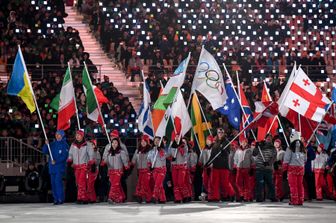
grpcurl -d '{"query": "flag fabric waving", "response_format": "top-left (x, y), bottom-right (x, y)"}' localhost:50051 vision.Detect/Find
top-left (57, 66), bottom-right (76, 130)
top-left (217, 79), bottom-right (241, 129)
top-left (190, 93), bottom-right (212, 149)
top-left (138, 81), bottom-right (154, 139)
top-left (154, 54), bottom-right (190, 110)
top-left (170, 89), bottom-right (192, 140)
top-left (7, 47), bottom-right (36, 113)
top-left (283, 67), bottom-right (331, 122)
top-left (191, 47), bottom-right (227, 110)
top-left (82, 67), bottom-right (104, 126)
top-left (238, 84), bottom-right (254, 140)
top-left (256, 82), bottom-right (279, 141)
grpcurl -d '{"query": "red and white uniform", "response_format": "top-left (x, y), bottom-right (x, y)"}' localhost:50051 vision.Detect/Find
top-left (312, 152), bottom-right (328, 200)
top-left (283, 142), bottom-right (307, 205)
top-left (102, 147), bottom-right (129, 203)
top-left (199, 145), bottom-right (212, 193)
top-left (87, 140), bottom-right (100, 203)
top-left (148, 146), bottom-right (167, 202)
top-left (233, 146), bottom-right (254, 200)
top-left (132, 145), bottom-right (152, 202)
top-left (274, 149), bottom-right (285, 200)
top-left (186, 149), bottom-right (198, 199)
top-left (67, 141), bottom-right (95, 202)
top-left (171, 141), bottom-right (189, 202)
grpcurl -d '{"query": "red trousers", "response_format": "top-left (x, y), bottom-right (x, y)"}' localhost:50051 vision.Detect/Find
top-left (74, 164), bottom-right (88, 201)
top-left (274, 169), bottom-right (284, 200)
top-left (209, 168), bottom-right (234, 201)
top-left (288, 166), bottom-right (304, 205)
top-left (108, 169), bottom-right (125, 203)
top-left (135, 169), bottom-right (152, 202)
top-left (314, 169), bottom-right (326, 200)
top-left (152, 167), bottom-right (166, 202)
top-left (185, 169), bottom-right (195, 198)
top-left (326, 173), bottom-right (336, 199)
top-left (172, 164), bottom-right (189, 201)
top-left (236, 168), bottom-right (251, 200)
top-left (87, 169), bottom-right (97, 202)
top-left (229, 171), bottom-right (238, 198)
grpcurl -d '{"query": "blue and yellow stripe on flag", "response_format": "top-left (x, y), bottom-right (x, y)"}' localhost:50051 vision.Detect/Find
top-left (7, 49), bottom-right (36, 113)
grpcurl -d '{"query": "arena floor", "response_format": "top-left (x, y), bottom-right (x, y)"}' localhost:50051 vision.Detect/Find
top-left (0, 201), bottom-right (335, 223)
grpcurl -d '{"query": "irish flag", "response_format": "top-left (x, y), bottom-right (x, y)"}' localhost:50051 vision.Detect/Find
top-left (82, 66), bottom-right (104, 126)
top-left (57, 66), bottom-right (76, 130)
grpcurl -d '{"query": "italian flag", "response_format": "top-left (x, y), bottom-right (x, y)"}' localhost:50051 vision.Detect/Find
top-left (82, 67), bottom-right (104, 126)
top-left (57, 66), bottom-right (76, 130)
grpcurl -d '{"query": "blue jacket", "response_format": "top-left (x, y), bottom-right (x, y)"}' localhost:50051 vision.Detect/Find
top-left (304, 145), bottom-right (316, 174)
top-left (42, 138), bottom-right (69, 174)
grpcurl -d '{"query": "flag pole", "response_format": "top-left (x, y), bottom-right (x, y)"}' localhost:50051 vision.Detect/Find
top-left (306, 102), bottom-right (333, 145)
top-left (68, 62), bottom-right (81, 130)
top-left (83, 62), bottom-right (111, 144)
top-left (224, 65), bottom-right (256, 140)
top-left (17, 45), bottom-right (53, 161)
top-left (187, 48), bottom-right (203, 109)
top-left (194, 93), bottom-right (212, 136)
top-left (278, 64), bottom-right (300, 111)
top-left (263, 81), bottom-right (289, 147)
top-left (206, 107), bottom-right (267, 166)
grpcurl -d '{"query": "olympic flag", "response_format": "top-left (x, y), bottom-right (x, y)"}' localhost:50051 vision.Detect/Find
top-left (191, 46), bottom-right (227, 110)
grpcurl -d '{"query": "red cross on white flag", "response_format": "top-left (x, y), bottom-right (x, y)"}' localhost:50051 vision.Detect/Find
top-left (283, 67), bottom-right (331, 122)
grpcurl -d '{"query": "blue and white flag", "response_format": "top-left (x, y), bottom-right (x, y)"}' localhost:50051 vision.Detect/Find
top-left (138, 82), bottom-right (154, 139)
top-left (217, 79), bottom-right (241, 129)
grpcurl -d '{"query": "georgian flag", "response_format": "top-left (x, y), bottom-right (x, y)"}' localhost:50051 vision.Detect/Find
top-left (283, 67), bottom-right (331, 122)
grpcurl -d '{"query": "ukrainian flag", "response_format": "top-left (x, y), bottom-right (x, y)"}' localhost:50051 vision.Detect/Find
top-left (7, 48), bottom-right (36, 113)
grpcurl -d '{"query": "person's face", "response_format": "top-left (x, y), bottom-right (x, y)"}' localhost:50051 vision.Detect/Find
top-left (217, 130), bottom-right (224, 139)
top-left (265, 135), bottom-right (272, 143)
top-left (141, 140), bottom-right (147, 147)
top-left (241, 141), bottom-right (247, 148)
top-left (112, 140), bottom-right (118, 149)
top-left (206, 139), bottom-right (212, 146)
top-left (251, 144), bottom-right (256, 149)
top-left (274, 142), bottom-right (280, 148)
top-left (154, 137), bottom-right (160, 146)
top-left (317, 146), bottom-right (322, 153)
top-left (55, 133), bottom-right (62, 141)
top-left (75, 133), bottom-right (83, 141)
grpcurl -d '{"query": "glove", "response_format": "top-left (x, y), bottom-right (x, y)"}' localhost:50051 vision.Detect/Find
top-left (274, 161), bottom-right (279, 170)
top-left (172, 157), bottom-right (176, 162)
top-left (324, 168), bottom-right (329, 176)
top-left (90, 163), bottom-right (97, 173)
top-left (282, 171), bottom-right (288, 181)
top-left (263, 161), bottom-right (270, 167)
top-left (206, 167), bottom-right (211, 176)
top-left (67, 162), bottom-right (73, 169)
top-left (150, 167), bottom-right (154, 171)
top-left (232, 168), bottom-right (237, 174)
top-left (249, 168), bottom-right (254, 176)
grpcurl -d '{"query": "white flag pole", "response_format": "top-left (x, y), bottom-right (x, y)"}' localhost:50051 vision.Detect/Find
top-left (68, 62), bottom-right (81, 130)
top-left (17, 45), bottom-right (53, 161)
top-left (263, 80), bottom-right (290, 147)
top-left (83, 62), bottom-right (111, 144)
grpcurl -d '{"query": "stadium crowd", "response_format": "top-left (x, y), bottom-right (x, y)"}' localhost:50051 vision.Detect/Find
top-left (0, 0), bottom-right (137, 145)
top-left (0, 0), bottom-right (336, 207)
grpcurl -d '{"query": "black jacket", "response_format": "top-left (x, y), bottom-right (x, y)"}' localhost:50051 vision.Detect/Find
top-left (208, 138), bottom-right (230, 169)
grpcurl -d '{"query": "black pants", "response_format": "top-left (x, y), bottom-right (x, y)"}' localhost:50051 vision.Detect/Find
top-left (304, 172), bottom-right (315, 200)
top-left (256, 168), bottom-right (276, 201)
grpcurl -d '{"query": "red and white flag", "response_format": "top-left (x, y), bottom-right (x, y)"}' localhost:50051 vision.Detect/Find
top-left (283, 67), bottom-right (331, 122)
top-left (256, 82), bottom-right (279, 141)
